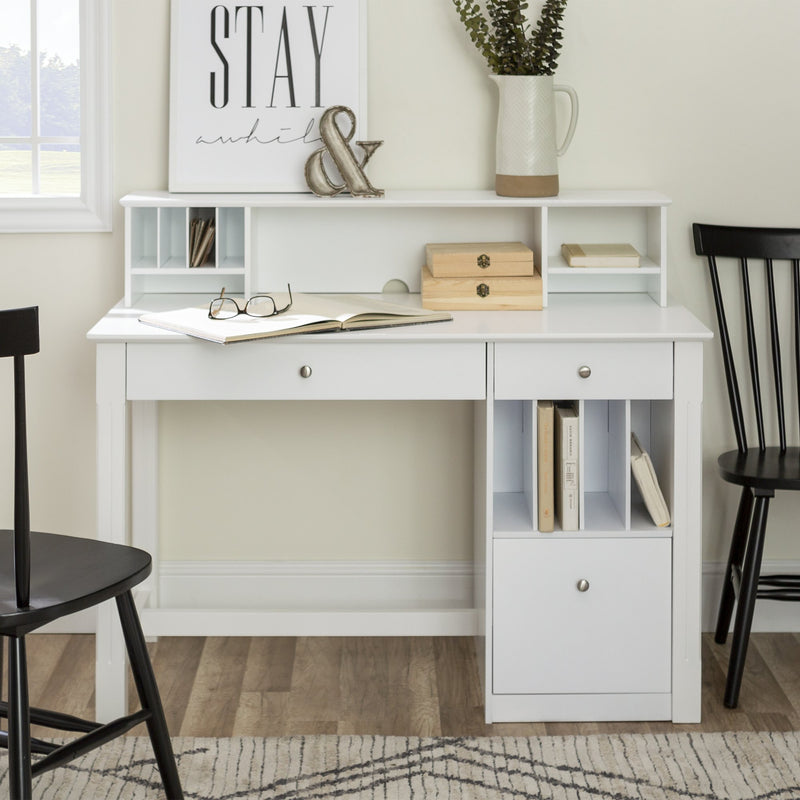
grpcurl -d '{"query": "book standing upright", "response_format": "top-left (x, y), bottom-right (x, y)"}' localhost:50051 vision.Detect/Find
top-left (555, 402), bottom-right (579, 531)
top-left (537, 401), bottom-right (555, 532)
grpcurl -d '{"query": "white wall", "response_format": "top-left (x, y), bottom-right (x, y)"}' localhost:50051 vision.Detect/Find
top-left (2, 0), bottom-right (800, 568)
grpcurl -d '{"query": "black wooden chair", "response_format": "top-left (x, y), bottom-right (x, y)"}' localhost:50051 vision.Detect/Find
top-left (0, 307), bottom-right (183, 799)
top-left (694, 223), bottom-right (800, 708)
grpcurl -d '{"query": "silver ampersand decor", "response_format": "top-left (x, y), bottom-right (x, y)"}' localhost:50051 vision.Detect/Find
top-left (305, 106), bottom-right (384, 197)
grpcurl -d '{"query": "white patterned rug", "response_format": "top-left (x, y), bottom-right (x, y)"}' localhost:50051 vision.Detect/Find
top-left (2, 732), bottom-right (800, 799)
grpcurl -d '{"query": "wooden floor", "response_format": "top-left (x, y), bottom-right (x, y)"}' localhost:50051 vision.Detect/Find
top-left (13, 632), bottom-right (800, 737)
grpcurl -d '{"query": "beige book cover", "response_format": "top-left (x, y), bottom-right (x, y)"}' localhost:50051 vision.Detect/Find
top-left (561, 243), bottom-right (641, 268)
top-left (537, 400), bottom-right (555, 533)
top-left (631, 432), bottom-right (670, 527)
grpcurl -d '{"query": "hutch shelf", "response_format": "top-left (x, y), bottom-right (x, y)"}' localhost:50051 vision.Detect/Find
top-left (122, 189), bottom-right (669, 307)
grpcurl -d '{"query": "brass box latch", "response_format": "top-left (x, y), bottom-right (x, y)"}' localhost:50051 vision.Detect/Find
top-left (476, 283), bottom-right (490, 298)
top-left (477, 253), bottom-right (490, 269)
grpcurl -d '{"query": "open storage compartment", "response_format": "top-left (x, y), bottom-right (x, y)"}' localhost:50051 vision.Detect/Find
top-left (544, 201), bottom-right (667, 305)
top-left (492, 397), bottom-right (674, 537)
top-left (125, 203), bottom-right (246, 300)
top-left (492, 400), bottom-right (536, 535)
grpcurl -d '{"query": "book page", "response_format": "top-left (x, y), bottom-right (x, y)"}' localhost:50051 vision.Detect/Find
top-left (139, 305), bottom-right (339, 343)
top-left (298, 293), bottom-right (448, 324)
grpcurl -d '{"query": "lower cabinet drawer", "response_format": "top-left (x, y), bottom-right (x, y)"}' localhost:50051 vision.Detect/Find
top-left (493, 537), bottom-right (671, 695)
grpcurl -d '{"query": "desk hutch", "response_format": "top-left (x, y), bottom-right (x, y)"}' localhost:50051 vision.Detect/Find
top-left (89, 189), bottom-right (711, 724)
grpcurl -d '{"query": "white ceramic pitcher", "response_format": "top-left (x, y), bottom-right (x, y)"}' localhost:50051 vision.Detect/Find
top-left (490, 75), bottom-right (579, 197)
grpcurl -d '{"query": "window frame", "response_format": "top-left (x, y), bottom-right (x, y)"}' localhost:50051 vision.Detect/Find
top-left (0, 0), bottom-right (112, 233)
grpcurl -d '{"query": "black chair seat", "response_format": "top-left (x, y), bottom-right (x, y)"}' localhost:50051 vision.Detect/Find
top-left (0, 306), bottom-right (182, 799)
top-left (718, 447), bottom-right (800, 492)
top-left (0, 531), bottom-right (151, 636)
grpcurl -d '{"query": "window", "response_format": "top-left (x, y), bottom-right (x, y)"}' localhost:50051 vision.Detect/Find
top-left (0, 0), bottom-right (111, 232)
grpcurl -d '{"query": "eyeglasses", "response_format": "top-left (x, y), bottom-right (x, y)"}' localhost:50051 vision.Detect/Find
top-left (208, 285), bottom-right (293, 320)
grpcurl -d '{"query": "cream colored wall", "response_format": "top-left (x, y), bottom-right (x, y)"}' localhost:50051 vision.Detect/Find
top-left (2, 0), bottom-right (800, 564)
top-left (158, 401), bottom-right (474, 560)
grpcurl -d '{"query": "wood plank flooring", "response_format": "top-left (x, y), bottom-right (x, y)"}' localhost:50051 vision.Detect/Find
top-left (13, 632), bottom-right (800, 737)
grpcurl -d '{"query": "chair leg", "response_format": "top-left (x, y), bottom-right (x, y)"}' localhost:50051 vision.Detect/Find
top-left (115, 591), bottom-right (183, 800)
top-left (724, 491), bottom-right (770, 709)
top-left (715, 486), bottom-right (754, 644)
top-left (7, 637), bottom-right (32, 800)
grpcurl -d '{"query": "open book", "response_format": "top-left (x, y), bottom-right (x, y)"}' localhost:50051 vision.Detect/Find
top-left (138, 292), bottom-right (452, 344)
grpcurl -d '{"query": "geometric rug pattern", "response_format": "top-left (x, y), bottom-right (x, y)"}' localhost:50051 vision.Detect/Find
top-left (2, 733), bottom-right (800, 799)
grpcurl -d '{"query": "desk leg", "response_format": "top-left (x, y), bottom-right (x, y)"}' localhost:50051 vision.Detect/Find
top-left (95, 343), bottom-right (128, 722)
top-left (132, 401), bottom-right (159, 611)
top-left (671, 341), bottom-right (704, 723)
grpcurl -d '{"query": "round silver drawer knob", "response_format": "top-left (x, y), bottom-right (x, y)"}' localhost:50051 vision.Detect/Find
top-left (299, 365), bottom-right (312, 378)
top-left (576, 579), bottom-right (590, 593)
top-left (577, 365), bottom-right (592, 379)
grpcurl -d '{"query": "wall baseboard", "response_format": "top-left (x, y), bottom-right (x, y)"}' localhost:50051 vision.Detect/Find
top-left (37, 559), bottom-right (800, 635)
top-left (159, 559), bottom-right (474, 611)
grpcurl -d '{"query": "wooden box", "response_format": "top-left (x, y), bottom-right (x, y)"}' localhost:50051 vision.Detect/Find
top-left (426, 241), bottom-right (534, 278)
top-left (421, 265), bottom-right (542, 311)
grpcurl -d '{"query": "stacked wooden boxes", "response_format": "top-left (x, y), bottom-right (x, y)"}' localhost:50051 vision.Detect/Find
top-left (421, 242), bottom-right (542, 310)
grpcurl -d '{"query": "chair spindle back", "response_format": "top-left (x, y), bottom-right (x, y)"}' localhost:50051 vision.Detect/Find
top-left (0, 307), bottom-right (40, 609)
top-left (694, 224), bottom-right (800, 455)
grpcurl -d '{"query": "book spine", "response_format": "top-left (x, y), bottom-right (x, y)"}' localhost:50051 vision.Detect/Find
top-left (537, 400), bottom-right (555, 533)
top-left (555, 403), bottom-right (579, 531)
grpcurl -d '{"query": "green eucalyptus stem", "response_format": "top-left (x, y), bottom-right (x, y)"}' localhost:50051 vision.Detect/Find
top-left (452, 0), bottom-right (568, 76)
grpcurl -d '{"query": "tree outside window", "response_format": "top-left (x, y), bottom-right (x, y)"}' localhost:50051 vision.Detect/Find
top-left (0, 0), bottom-right (81, 197)
top-left (0, 0), bottom-right (109, 231)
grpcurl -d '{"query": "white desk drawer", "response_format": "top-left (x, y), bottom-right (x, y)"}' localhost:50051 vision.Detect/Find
top-left (494, 342), bottom-right (672, 399)
top-left (493, 537), bottom-right (671, 695)
top-left (127, 341), bottom-right (486, 400)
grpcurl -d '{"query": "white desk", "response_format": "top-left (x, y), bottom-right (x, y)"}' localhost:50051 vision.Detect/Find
top-left (88, 292), bottom-right (711, 724)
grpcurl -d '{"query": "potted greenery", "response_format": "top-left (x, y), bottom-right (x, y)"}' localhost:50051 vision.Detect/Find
top-left (451, 0), bottom-right (578, 196)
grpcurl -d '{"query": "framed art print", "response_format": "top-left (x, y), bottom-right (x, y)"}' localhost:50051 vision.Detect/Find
top-left (169, 0), bottom-right (366, 192)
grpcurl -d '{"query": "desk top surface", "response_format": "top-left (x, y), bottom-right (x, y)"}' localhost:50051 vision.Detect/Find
top-left (88, 293), bottom-right (712, 345)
